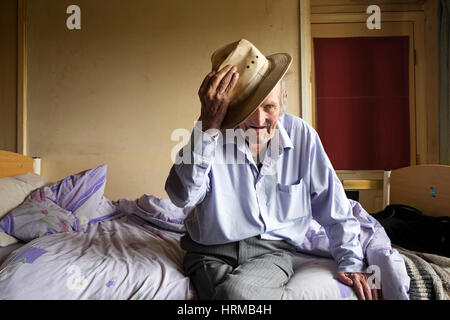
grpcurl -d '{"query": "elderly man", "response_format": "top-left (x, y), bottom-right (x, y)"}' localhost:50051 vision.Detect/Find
top-left (165, 39), bottom-right (377, 300)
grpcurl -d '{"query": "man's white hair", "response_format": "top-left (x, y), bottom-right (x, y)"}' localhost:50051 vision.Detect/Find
top-left (279, 76), bottom-right (288, 112)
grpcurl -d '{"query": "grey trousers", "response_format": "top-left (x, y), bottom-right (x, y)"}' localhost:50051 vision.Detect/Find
top-left (180, 233), bottom-right (296, 300)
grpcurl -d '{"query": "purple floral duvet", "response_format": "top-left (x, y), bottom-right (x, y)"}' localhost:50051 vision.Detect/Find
top-left (0, 165), bottom-right (195, 300)
top-left (0, 214), bottom-right (195, 299)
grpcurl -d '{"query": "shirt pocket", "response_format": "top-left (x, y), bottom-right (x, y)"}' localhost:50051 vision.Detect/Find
top-left (275, 179), bottom-right (309, 222)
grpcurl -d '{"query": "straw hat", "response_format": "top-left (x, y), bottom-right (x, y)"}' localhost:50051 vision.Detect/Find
top-left (211, 39), bottom-right (292, 129)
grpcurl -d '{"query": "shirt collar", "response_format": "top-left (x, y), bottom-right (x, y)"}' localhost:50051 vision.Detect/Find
top-left (276, 115), bottom-right (294, 151)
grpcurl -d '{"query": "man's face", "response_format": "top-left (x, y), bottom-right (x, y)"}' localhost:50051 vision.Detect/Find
top-left (239, 81), bottom-right (283, 145)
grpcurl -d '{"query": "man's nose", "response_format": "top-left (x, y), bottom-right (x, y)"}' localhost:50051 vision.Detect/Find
top-left (251, 107), bottom-right (266, 126)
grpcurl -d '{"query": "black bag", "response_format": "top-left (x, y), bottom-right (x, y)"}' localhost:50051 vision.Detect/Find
top-left (372, 204), bottom-right (450, 257)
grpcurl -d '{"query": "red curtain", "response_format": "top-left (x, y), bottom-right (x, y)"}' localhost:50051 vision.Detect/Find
top-left (314, 36), bottom-right (410, 170)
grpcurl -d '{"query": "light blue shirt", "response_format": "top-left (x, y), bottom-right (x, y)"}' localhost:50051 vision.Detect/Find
top-left (165, 113), bottom-right (365, 272)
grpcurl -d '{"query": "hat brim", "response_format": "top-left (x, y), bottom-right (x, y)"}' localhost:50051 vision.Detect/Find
top-left (220, 53), bottom-right (292, 129)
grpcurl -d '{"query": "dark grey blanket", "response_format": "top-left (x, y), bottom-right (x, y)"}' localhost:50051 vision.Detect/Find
top-left (394, 245), bottom-right (450, 300)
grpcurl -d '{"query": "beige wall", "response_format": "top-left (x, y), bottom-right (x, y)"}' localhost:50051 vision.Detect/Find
top-left (0, 0), bottom-right (18, 152)
top-left (26, 0), bottom-right (301, 200)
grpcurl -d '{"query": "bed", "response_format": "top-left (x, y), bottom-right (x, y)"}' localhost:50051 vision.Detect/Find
top-left (0, 150), bottom-right (448, 300)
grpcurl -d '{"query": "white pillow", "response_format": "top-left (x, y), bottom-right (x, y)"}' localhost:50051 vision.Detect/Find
top-left (0, 173), bottom-right (49, 247)
top-left (0, 232), bottom-right (19, 247)
top-left (0, 173), bottom-right (49, 220)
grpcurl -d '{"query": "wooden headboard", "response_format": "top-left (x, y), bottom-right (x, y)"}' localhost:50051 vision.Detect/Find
top-left (389, 165), bottom-right (450, 218)
top-left (0, 150), bottom-right (34, 178)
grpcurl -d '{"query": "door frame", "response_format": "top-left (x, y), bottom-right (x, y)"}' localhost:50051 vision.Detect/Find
top-left (306, 11), bottom-right (427, 166)
top-left (17, 0), bottom-right (27, 155)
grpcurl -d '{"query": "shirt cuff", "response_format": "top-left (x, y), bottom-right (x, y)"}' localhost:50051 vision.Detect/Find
top-left (337, 256), bottom-right (367, 273)
top-left (191, 121), bottom-right (217, 166)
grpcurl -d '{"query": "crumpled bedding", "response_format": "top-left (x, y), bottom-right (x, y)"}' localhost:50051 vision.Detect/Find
top-left (0, 214), bottom-right (195, 300)
top-left (0, 159), bottom-right (410, 300)
top-left (0, 165), bottom-right (196, 300)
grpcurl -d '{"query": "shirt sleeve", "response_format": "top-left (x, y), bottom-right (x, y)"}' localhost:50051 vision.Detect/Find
top-left (308, 130), bottom-right (366, 273)
top-left (165, 121), bottom-right (217, 208)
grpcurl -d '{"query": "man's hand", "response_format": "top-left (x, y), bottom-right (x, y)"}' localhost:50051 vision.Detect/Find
top-left (336, 272), bottom-right (380, 300)
top-left (198, 64), bottom-right (239, 133)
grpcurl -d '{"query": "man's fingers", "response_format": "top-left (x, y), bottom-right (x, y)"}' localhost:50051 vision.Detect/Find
top-left (339, 272), bottom-right (379, 300)
top-left (225, 72), bottom-right (239, 93)
top-left (336, 272), bottom-right (353, 286)
top-left (198, 71), bottom-right (216, 96)
top-left (361, 278), bottom-right (373, 300)
top-left (197, 65), bottom-right (236, 130)
top-left (353, 277), bottom-right (365, 300)
top-left (217, 67), bottom-right (237, 94)
top-left (372, 286), bottom-right (378, 300)
top-left (210, 65), bottom-right (234, 91)
top-left (366, 273), bottom-right (379, 300)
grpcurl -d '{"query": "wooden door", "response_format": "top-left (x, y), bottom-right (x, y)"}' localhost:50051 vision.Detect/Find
top-left (311, 21), bottom-right (417, 213)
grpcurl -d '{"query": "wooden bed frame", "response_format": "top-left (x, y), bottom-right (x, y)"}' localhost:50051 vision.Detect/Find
top-left (387, 165), bottom-right (450, 217)
top-left (1, 150), bottom-right (449, 217)
top-left (0, 150), bottom-right (34, 178)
